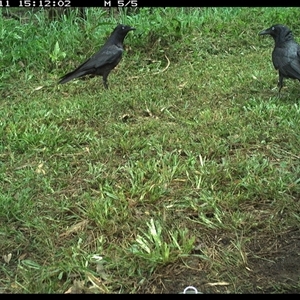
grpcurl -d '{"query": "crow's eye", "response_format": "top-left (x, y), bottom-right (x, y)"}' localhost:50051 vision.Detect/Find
top-left (122, 26), bottom-right (125, 30)
top-left (272, 27), bottom-right (275, 31)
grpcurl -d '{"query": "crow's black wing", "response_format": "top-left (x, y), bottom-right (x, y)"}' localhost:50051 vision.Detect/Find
top-left (77, 44), bottom-right (123, 73)
top-left (69, 45), bottom-right (123, 76)
top-left (59, 44), bottom-right (123, 84)
top-left (272, 42), bottom-right (300, 79)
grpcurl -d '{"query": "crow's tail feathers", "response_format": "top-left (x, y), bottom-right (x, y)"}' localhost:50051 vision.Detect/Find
top-left (58, 70), bottom-right (80, 84)
top-left (58, 68), bottom-right (89, 84)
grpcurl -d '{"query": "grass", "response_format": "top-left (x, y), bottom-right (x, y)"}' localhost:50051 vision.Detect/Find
top-left (1, 7), bottom-right (300, 293)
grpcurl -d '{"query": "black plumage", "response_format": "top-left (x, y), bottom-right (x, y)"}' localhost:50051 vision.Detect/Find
top-left (259, 24), bottom-right (300, 96)
top-left (58, 24), bottom-right (135, 89)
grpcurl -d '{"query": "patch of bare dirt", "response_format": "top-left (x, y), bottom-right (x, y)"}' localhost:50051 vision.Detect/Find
top-left (137, 227), bottom-right (300, 294)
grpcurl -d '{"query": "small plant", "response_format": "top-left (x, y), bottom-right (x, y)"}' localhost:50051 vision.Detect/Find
top-left (50, 41), bottom-right (66, 66)
top-left (129, 218), bottom-right (195, 268)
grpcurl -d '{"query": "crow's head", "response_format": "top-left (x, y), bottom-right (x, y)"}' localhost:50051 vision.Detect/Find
top-left (109, 24), bottom-right (136, 44)
top-left (116, 24), bottom-right (136, 34)
top-left (259, 24), bottom-right (293, 43)
top-left (107, 24), bottom-right (136, 45)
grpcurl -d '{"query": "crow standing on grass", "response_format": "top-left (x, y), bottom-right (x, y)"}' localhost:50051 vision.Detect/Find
top-left (58, 24), bottom-right (135, 89)
top-left (259, 24), bottom-right (300, 96)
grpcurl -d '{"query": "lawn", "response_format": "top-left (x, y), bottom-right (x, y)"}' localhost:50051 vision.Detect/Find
top-left (0, 7), bottom-right (300, 293)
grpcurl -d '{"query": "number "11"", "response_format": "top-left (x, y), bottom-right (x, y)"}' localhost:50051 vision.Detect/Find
top-left (0, 1), bottom-right (10, 6)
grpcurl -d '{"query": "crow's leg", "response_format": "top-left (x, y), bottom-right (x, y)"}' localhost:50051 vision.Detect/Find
top-left (277, 73), bottom-right (284, 97)
top-left (102, 74), bottom-right (109, 89)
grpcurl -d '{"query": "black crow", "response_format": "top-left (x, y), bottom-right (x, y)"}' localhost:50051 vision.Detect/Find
top-left (259, 24), bottom-right (300, 96)
top-left (58, 24), bottom-right (135, 89)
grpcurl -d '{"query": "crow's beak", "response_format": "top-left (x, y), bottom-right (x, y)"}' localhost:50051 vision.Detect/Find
top-left (258, 29), bottom-right (270, 36)
top-left (130, 27), bottom-right (136, 31)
